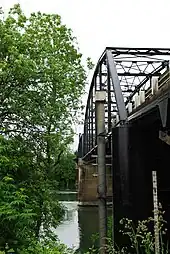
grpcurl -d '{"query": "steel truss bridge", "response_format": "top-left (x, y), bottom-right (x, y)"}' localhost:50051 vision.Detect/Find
top-left (78, 47), bottom-right (170, 159)
top-left (77, 47), bottom-right (170, 244)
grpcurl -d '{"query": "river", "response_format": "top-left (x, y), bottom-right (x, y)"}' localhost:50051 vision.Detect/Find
top-left (54, 191), bottom-right (112, 253)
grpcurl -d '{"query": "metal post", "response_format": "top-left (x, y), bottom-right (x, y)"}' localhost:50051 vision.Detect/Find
top-left (96, 91), bottom-right (107, 254)
top-left (152, 170), bottom-right (159, 254)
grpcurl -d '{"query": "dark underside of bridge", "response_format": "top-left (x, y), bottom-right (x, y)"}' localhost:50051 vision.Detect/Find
top-left (113, 96), bottom-right (170, 242)
top-left (77, 47), bottom-right (170, 244)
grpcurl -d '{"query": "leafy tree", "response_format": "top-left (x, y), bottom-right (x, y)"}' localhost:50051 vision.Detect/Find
top-left (0, 134), bottom-right (65, 252)
top-left (0, 176), bottom-right (35, 252)
top-left (0, 136), bottom-right (35, 252)
top-left (0, 3), bottom-right (85, 147)
top-left (0, 4), bottom-right (86, 252)
top-left (55, 151), bottom-right (77, 190)
top-left (86, 57), bottom-right (95, 70)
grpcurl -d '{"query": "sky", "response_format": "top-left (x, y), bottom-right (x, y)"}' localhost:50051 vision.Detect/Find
top-left (1, 0), bottom-right (170, 149)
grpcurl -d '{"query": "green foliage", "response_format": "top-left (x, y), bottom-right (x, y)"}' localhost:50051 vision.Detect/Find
top-left (89, 210), bottom-right (169, 254)
top-left (19, 238), bottom-right (76, 254)
top-left (0, 3), bottom-right (86, 252)
top-left (0, 3), bottom-right (86, 142)
top-left (0, 239), bottom-right (76, 254)
top-left (86, 57), bottom-right (95, 70)
top-left (0, 175), bottom-right (35, 251)
top-left (0, 134), bottom-right (65, 251)
top-left (55, 151), bottom-right (76, 190)
top-left (117, 210), bottom-right (168, 254)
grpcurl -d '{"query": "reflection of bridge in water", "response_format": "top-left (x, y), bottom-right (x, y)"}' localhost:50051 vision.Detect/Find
top-left (77, 47), bottom-right (170, 240)
top-left (54, 197), bottom-right (111, 252)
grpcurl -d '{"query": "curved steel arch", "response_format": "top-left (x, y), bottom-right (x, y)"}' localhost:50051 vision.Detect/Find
top-left (78, 47), bottom-right (170, 159)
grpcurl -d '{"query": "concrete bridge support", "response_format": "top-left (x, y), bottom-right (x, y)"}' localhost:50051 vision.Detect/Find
top-left (77, 159), bottom-right (112, 206)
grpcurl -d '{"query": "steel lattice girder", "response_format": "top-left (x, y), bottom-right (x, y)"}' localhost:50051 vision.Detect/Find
top-left (78, 47), bottom-right (170, 159)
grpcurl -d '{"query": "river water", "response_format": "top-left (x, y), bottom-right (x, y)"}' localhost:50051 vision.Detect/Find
top-left (54, 192), bottom-right (112, 253)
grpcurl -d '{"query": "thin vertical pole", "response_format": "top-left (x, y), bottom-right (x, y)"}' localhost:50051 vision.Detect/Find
top-left (152, 170), bottom-right (159, 254)
top-left (111, 134), bottom-right (114, 247)
top-left (96, 91), bottom-right (107, 254)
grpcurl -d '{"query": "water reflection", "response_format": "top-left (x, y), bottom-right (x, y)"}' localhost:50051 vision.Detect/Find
top-left (78, 206), bottom-right (99, 252)
top-left (54, 201), bottom-right (80, 249)
top-left (54, 192), bottom-right (111, 253)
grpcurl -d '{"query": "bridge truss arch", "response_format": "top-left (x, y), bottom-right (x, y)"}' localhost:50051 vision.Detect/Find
top-left (78, 47), bottom-right (170, 159)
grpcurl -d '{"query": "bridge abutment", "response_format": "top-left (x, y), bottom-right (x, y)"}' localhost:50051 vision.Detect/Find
top-left (77, 158), bottom-right (112, 206)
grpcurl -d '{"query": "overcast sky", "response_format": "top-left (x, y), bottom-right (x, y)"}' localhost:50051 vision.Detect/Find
top-left (1, 0), bottom-right (170, 149)
top-left (2, 0), bottom-right (170, 62)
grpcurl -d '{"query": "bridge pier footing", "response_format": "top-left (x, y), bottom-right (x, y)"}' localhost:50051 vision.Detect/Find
top-left (77, 159), bottom-right (112, 206)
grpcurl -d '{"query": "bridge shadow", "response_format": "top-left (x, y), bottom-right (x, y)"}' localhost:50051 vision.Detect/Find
top-left (113, 103), bottom-right (170, 248)
top-left (77, 206), bottom-right (112, 252)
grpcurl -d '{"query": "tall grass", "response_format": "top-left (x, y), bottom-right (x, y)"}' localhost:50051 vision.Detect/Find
top-left (88, 208), bottom-right (169, 254)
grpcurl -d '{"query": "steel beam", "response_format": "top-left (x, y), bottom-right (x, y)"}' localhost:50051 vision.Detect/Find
top-left (112, 125), bottom-right (131, 246)
top-left (126, 62), bottom-right (168, 104)
top-left (101, 72), bottom-right (162, 77)
top-left (106, 47), bottom-right (170, 55)
top-left (106, 50), bottom-right (127, 122)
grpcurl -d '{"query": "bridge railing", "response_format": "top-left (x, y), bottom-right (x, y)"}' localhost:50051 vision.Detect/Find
top-left (126, 69), bottom-right (170, 114)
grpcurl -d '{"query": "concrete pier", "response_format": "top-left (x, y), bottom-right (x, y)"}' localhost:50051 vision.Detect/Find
top-left (77, 159), bottom-right (112, 206)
